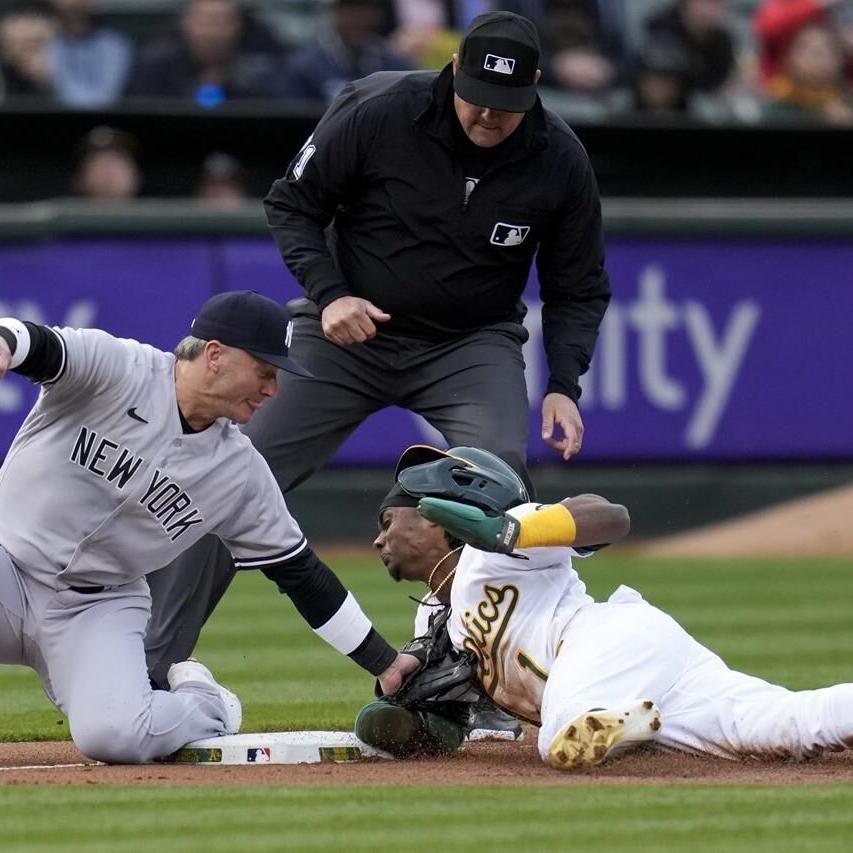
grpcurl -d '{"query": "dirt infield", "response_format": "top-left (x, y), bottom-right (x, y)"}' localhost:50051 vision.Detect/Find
top-left (2, 737), bottom-right (853, 786)
top-left (640, 483), bottom-right (853, 558)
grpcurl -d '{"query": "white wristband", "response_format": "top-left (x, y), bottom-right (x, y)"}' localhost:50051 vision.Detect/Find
top-left (313, 591), bottom-right (372, 655)
top-left (0, 318), bottom-right (31, 369)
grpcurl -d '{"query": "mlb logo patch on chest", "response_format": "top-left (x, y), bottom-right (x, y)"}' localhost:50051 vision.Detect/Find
top-left (490, 222), bottom-right (530, 247)
top-left (485, 54), bottom-right (515, 75)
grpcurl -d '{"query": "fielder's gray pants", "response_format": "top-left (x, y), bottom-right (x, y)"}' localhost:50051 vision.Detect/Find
top-left (145, 316), bottom-right (531, 687)
top-left (0, 546), bottom-right (231, 763)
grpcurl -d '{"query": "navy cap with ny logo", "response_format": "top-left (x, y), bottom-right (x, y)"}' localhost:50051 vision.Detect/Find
top-left (454, 11), bottom-right (541, 113)
top-left (191, 290), bottom-right (312, 377)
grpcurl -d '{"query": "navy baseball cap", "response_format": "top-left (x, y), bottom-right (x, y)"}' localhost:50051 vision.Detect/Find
top-left (191, 290), bottom-right (312, 377)
top-left (454, 11), bottom-right (541, 113)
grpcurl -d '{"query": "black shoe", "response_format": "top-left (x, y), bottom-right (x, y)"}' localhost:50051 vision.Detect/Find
top-left (466, 699), bottom-right (523, 742)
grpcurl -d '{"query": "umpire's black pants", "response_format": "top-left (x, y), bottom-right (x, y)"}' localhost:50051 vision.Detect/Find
top-left (145, 314), bottom-right (531, 686)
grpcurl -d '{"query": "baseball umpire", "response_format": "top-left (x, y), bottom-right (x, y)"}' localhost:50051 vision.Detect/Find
top-left (144, 11), bottom-right (611, 712)
top-left (0, 292), bottom-right (416, 764)
top-left (356, 445), bottom-right (853, 768)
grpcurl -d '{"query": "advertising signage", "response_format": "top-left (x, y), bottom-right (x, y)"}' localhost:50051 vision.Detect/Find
top-left (1, 237), bottom-right (849, 462)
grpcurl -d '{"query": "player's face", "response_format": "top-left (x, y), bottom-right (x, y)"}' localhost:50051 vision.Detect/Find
top-left (212, 346), bottom-right (278, 423)
top-left (374, 507), bottom-right (446, 583)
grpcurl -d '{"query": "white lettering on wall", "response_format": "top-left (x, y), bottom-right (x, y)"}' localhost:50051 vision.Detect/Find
top-left (683, 298), bottom-right (761, 448)
top-left (629, 266), bottom-right (686, 410)
top-left (574, 266), bottom-right (759, 449)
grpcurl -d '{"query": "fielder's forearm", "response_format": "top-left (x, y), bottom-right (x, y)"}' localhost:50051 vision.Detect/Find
top-left (262, 549), bottom-right (396, 675)
top-left (0, 319), bottom-right (64, 382)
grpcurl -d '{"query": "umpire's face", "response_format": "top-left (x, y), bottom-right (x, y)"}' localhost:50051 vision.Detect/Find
top-left (374, 507), bottom-right (447, 584)
top-left (452, 95), bottom-right (525, 148)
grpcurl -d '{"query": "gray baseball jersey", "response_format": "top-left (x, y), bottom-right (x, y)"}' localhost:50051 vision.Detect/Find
top-left (0, 326), bottom-right (305, 588)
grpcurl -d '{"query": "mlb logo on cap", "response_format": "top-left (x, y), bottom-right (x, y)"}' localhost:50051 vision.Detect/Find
top-left (484, 54), bottom-right (515, 75)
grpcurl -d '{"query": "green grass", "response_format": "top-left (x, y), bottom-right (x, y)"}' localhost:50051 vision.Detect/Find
top-left (2, 785), bottom-right (853, 852)
top-left (2, 554), bottom-right (853, 851)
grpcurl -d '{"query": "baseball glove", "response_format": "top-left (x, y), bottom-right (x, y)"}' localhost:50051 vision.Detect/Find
top-left (377, 606), bottom-right (481, 726)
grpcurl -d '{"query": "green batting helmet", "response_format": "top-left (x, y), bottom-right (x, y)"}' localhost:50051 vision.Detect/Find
top-left (395, 444), bottom-right (529, 513)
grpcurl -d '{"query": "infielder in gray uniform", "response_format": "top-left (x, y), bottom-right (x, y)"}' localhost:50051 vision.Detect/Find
top-left (0, 291), bottom-right (416, 764)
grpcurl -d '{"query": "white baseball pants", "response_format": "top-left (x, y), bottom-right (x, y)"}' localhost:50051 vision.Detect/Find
top-left (538, 585), bottom-right (853, 762)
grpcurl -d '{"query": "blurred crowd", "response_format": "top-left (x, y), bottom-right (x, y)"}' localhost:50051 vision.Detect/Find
top-left (0, 0), bottom-right (851, 125)
top-left (65, 124), bottom-right (251, 205)
top-left (4, 1), bottom-right (853, 204)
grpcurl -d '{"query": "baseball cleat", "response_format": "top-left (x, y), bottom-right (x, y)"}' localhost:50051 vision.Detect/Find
top-left (547, 699), bottom-right (661, 771)
top-left (466, 702), bottom-right (524, 742)
top-left (167, 659), bottom-right (242, 735)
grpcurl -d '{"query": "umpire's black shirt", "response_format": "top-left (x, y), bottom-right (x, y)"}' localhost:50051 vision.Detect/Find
top-left (265, 64), bottom-right (610, 401)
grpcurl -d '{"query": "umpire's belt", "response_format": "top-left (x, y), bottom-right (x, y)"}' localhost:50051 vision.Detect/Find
top-left (69, 585), bottom-right (106, 594)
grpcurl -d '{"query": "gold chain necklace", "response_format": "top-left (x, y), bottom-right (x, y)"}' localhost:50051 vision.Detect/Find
top-left (425, 546), bottom-right (463, 600)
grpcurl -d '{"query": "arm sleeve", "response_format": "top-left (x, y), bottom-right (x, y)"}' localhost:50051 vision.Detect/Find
top-left (14, 326), bottom-right (149, 403)
top-left (262, 549), bottom-right (397, 675)
top-left (263, 82), bottom-right (375, 311)
top-left (535, 144), bottom-right (611, 402)
top-left (0, 321), bottom-right (64, 382)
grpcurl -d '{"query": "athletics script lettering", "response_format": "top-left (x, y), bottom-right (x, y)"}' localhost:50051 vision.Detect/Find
top-left (460, 583), bottom-right (519, 696)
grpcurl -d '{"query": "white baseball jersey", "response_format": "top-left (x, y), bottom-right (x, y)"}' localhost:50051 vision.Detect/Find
top-left (447, 503), bottom-right (593, 723)
top-left (414, 594), bottom-right (440, 638)
top-left (443, 506), bottom-right (853, 764)
top-left (0, 327), bottom-right (305, 587)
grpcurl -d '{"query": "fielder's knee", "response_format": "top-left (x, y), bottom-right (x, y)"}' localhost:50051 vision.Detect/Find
top-left (70, 713), bottom-right (153, 764)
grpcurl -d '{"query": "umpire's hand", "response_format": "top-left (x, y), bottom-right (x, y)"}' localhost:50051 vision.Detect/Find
top-left (542, 392), bottom-right (584, 461)
top-left (321, 296), bottom-right (391, 345)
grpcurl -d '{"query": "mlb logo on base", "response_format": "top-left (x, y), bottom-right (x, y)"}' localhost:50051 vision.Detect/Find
top-left (247, 747), bottom-right (272, 762)
top-left (484, 54), bottom-right (515, 75)
top-left (490, 222), bottom-right (530, 247)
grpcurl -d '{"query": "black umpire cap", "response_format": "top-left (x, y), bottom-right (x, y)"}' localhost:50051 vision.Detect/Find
top-left (454, 11), bottom-right (541, 113)
top-left (192, 290), bottom-right (312, 377)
